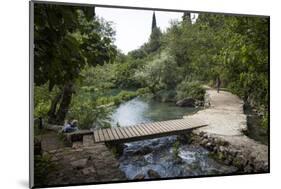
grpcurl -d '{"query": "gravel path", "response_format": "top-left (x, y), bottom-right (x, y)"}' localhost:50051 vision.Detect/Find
top-left (186, 88), bottom-right (268, 172)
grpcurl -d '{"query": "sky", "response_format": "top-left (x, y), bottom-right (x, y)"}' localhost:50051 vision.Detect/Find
top-left (95, 7), bottom-right (198, 54)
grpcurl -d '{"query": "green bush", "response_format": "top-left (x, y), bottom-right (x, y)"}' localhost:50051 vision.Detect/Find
top-left (176, 81), bottom-right (205, 101)
top-left (172, 141), bottom-right (181, 159)
top-left (261, 111), bottom-right (268, 129)
top-left (68, 96), bottom-right (113, 129)
top-left (136, 87), bottom-right (150, 95)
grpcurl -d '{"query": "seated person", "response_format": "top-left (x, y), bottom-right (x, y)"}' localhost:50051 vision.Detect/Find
top-left (62, 120), bottom-right (78, 133)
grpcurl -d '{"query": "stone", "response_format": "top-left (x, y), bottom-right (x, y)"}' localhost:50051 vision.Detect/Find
top-left (72, 142), bottom-right (83, 149)
top-left (147, 169), bottom-right (161, 179)
top-left (219, 146), bottom-right (226, 153)
top-left (134, 174), bottom-right (145, 180)
top-left (203, 133), bottom-right (209, 139)
top-left (82, 166), bottom-right (96, 175)
top-left (133, 146), bottom-right (153, 155)
top-left (82, 168), bottom-right (90, 175)
top-left (200, 138), bottom-right (208, 145)
top-left (70, 158), bottom-right (88, 169)
top-left (244, 164), bottom-right (254, 173)
top-left (195, 100), bottom-right (204, 107)
top-left (176, 98), bottom-right (196, 107)
top-left (199, 132), bottom-right (205, 137)
top-left (206, 142), bottom-right (213, 149)
top-left (213, 146), bottom-right (218, 152)
top-left (51, 155), bottom-right (60, 161)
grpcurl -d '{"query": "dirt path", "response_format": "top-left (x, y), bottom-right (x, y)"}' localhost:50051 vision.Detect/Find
top-left (186, 88), bottom-right (268, 172)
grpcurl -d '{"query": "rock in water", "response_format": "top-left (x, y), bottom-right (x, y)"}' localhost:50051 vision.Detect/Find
top-left (133, 146), bottom-right (153, 155)
top-left (176, 98), bottom-right (196, 107)
top-left (134, 174), bottom-right (145, 180)
top-left (147, 169), bottom-right (161, 179)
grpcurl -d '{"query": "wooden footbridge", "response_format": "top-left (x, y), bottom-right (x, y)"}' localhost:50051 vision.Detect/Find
top-left (93, 117), bottom-right (207, 143)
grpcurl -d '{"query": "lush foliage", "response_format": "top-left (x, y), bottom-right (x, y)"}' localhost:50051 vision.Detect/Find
top-left (34, 9), bottom-right (269, 131)
top-left (34, 4), bottom-right (116, 124)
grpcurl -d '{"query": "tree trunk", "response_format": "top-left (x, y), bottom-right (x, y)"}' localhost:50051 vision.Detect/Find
top-left (55, 82), bottom-right (74, 125)
top-left (47, 92), bottom-right (63, 124)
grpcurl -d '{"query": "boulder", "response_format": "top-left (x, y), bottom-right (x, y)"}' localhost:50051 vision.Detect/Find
top-left (176, 98), bottom-right (196, 107)
top-left (147, 169), bottom-right (161, 179)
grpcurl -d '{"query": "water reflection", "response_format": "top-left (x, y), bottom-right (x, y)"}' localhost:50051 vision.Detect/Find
top-left (110, 97), bottom-right (198, 126)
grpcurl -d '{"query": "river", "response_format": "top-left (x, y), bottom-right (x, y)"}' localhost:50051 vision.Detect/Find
top-left (110, 97), bottom-right (237, 179)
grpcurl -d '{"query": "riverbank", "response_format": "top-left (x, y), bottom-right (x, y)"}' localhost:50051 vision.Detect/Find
top-left (186, 87), bottom-right (268, 172)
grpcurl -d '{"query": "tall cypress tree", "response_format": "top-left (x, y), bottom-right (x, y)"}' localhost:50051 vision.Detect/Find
top-left (152, 11), bottom-right (157, 31)
top-left (182, 11), bottom-right (191, 24)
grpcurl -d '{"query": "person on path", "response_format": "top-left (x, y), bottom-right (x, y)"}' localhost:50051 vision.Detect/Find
top-left (216, 76), bottom-right (221, 93)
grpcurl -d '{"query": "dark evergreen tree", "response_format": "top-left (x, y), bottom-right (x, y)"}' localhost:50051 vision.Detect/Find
top-left (152, 11), bottom-right (157, 31)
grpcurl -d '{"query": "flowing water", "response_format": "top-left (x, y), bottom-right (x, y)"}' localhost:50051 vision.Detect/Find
top-left (110, 97), bottom-right (237, 179)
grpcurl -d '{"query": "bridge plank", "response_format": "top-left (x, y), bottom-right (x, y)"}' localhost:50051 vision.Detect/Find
top-left (114, 127), bottom-right (124, 139)
top-left (139, 123), bottom-right (150, 134)
top-left (97, 129), bottom-right (105, 142)
top-left (93, 130), bottom-right (100, 142)
top-left (132, 125), bottom-right (143, 136)
top-left (123, 127), bottom-right (134, 138)
top-left (138, 124), bottom-right (151, 135)
top-left (179, 119), bottom-right (193, 128)
top-left (118, 127), bottom-right (129, 138)
top-left (102, 129), bottom-right (110, 141)
top-left (157, 121), bottom-right (170, 132)
top-left (142, 123), bottom-right (156, 134)
top-left (147, 122), bottom-right (159, 134)
top-left (106, 128), bottom-right (115, 140)
top-left (111, 128), bottom-right (120, 139)
top-left (155, 121), bottom-right (170, 132)
top-left (173, 120), bottom-right (188, 130)
top-left (130, 126), bottom-right (141, 136)
top-left (151, 122), bottom-right (166, 133)
top-left (127, 126), bottom-right (139, 137)
top-left (160, 120), bottom-right (176, 131)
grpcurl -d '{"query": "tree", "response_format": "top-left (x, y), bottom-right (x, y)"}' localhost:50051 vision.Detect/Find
top-left (152, 11), bottom-right (157, 31)
top-left (34, 4), bottom-right (116, 124)
top-left (134, 51), bottom-right (180, 93)
top-left (182, 11), bottom-right (191, 24)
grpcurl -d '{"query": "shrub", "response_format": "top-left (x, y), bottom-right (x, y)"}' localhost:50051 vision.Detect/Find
top-left (172, 141), bottom-right (181, 159)
top-left (261, 111), bottom-right (268, 129)
top-left (136, 87), bottom-right (150, 95)
top-left (68, 98), bottom-right (113, 129)
top-left (176, 81), bottom-right (205, 101)
top-left (34, 154), bottom-right (56, 186)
